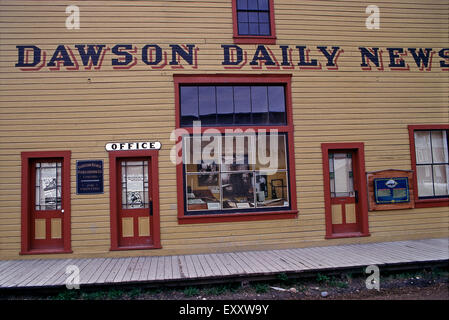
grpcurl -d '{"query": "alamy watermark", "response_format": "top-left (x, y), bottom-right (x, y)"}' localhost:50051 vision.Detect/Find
top-left (65, 264), bottom-right (80, 290)
top-left (365, 265), bottom-right (380, 291)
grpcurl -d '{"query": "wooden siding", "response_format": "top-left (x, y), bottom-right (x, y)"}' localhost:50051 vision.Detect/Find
top-left (0, 0), bottom-right (448, 259)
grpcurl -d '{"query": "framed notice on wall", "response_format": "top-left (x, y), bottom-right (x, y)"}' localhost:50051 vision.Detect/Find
top-left (367, 169), bottom-right (415, 211)
top-left (76, 160), bottom-right (104, 195)
top-left (374, 177), bottom-right (410, 204)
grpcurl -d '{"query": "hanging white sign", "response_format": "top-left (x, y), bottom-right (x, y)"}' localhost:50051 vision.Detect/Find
top-left (105, 141), bottom-right (161, 151)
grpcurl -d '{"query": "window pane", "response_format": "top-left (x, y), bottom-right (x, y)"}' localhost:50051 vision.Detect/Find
top-left (216, 86), bottom-right (234, 125)
top-left (268, 86), bottom-right (286, 124)
top-left (180, 86), bottom-right (198, 126)
top-left (258, 0), bottom-right (269, 10)
top-left (35, 162), bottom-right (61, 210)
top-left (234, 86), bottom-right (251, 124)
top-left (199, 86), bottom-right (216, 125)
top-left (433, 165), bottom-right (449, 196)
top-left (256, 171), bottom-right (289, 208)
top-left (248, 22), bottom-right (259, 35)
top-left (222, 172), bottom-right (255, 209)
top-left (222, 135), bottom-right (255, 172)
top-left (122, 161), bottom-right (149, 209)
top-left (256, 133), bottom-right (287, 171)
top-left (417, 165), bottom-right (434, 197)
top-left (248, 0), bottom-right (258, 10)
top-left (238, 11), bottom-right (248, 23)
top-left (238, 23), bottom-right (249, 35)
top-left (332, 153), bottom-right (354, 197)
top-left (248, 12), bottom-right (258, 23)
top-left (237, 0), bottom-right (247, 10)
top-left (259, 12), bottom-right (269, 23)
top-left (186, 174), bottom-right (220, 211)
top-left (414, 131), bottom-right (432, 164)
top-left (251, 86), bottom-right (268, 124)
top-left (259, 23), bottom-right (270, 35)
top-left (431, 131), bottom-right (448, 163)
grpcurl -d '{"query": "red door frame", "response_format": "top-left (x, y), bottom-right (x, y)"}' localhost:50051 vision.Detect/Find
top-left (321, 143), bottom-right (370, 239)
top-left (20, 151), bottom-right (72, 255)
top-left (109, 150), bottom-right (161, 250)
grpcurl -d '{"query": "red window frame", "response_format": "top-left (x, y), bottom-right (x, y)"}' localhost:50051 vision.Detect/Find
top-left (20, 150), bottom-right (72, 255)
top-left (109, 150), bottom-right (161, 250)
top-left (408, 124), bottom-right (449, 208)
top-left (232, 0), bottom-right (277, 44)
top-left (174, 74), bottom-right (297, 224)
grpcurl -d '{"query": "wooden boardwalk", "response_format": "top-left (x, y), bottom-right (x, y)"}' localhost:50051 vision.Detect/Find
top-left (0, 238), bottom-right (447, 290)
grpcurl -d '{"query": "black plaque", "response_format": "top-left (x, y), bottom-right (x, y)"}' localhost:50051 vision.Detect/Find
top-left (374, 177), bottom-right (410, 204)
top-left (76, 160), bottom-right (104, 194)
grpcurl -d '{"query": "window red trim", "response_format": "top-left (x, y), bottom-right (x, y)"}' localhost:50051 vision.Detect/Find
top-left (231, 0), bottom-right (277, 44)
top-left (174, 74), bottom-right (297, 224)
top-left (20, 151), bottom-right (72, 255)
top-left (109, 150), bottom-right (161, 250)
top-left (321, 143), bottom-right (370, 239)
top-left (408, 124), bottom-right (449, 208)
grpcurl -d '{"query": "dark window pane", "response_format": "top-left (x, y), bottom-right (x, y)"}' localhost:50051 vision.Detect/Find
top-left (180, 86), bottom-right (199, 126)
top-left (238, 11), bottom-right (248, 23)
top-left (238, 23), bottom-right (249, 35)
top-left (259, 12), bottom-right (269, 23)
top-left (259, 23), bottom-right (270, 35)
top-left (258, 0), bottom-right (269, 10)
top-left (234, 86), bottom-right (251, 124)
top-left (249, 23), bottom-right (259, 35)
top-left (248, 12), bottom-right (258, 23)
top-left (236, 0), bottom-right (247, 10)
top-left (251, 86), bottom-right (268, 124)
top-left (248, 0), bottom-right (258, 10)
top-left (217, 86), bottom-right (234, 125)
top-left (268, 86), bottom-right (286, 124)
top-left (199, 86), bottom-right (216, 125)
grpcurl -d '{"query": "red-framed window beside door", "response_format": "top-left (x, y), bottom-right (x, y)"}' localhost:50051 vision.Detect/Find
top-left (408, 125), bottom-right (449, 208)
top-left (109, 150), bottom-right (161, 250)
top-left (174, 74), bottom-right (297, 224)
top-left (20, 151), bottom-right (72, 254)
top-left (232, 0), bottom-right (277, 44)
top-left (321, 143), bottom-right (370, 239)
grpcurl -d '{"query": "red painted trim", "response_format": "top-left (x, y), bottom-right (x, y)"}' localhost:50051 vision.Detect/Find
top-left (408, 124), bottom-right (449, 208)
top-left (109, 150), bottom-right (161, 251)
top-left (231, 0), bottom-right (277, 44)
top-left (321, 143), bottom-right (370, 239)
top-left (174, 74), bottom-right (297, 224)
top-left (20, 151), bottom-right (72, 255)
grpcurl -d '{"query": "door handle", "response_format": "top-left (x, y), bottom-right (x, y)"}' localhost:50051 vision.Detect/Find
top-left (354, 191), bottom-right (359, 203)
top-left (61, 209), bottom-right (65, 213)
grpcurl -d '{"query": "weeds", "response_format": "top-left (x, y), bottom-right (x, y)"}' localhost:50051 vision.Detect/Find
top-left (183, 286), bottom-right (199, 297)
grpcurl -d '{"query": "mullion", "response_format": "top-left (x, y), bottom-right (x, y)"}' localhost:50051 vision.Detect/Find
top-left (430, 131), bottom-right (436, 197)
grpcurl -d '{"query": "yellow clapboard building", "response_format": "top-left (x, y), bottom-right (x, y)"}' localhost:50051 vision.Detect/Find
top-left (0, 0), bottom-right (448, 260)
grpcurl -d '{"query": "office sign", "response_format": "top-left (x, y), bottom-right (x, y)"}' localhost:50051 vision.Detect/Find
top-left (105, 141), bottom-right (161, 151)
top-left (374, 177), bottom-right (410, 204)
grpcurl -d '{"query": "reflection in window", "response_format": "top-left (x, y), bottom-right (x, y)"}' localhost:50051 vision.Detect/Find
top-left (180, 85), bottom-right (286, 127)
top-left (35, 162), bottom-right (62, 210)
top-left (121, 160), bottom-right (149, 209)
top-left (236, 0), bottom-right (271, 36)
top-left (414, 130), bottom-right (449, 198)
top-left (183, 133), bottom-right (289, 214)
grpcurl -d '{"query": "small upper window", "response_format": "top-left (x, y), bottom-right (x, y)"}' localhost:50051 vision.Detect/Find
top-left (232, 0), bottom-right (276, 44)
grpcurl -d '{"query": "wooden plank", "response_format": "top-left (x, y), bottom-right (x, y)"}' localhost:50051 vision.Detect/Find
top-left (121, 257), bottom-right (139, 283)
top-left (84, 258), bottom-right (113, 284)
top-left (130, 256), bottom-right (145, 282)
top-left (170, 255), bottom-right (182, 280)
top-left (228, 252), bottom-right (255, 275)
top-left (183, 255), bottom-right (198, 279)
top-left (138, 257), bottom-right (153, 281)
top-left (146, 256), bottom-right (159, 281)
top-left (209, 253), bottom-right (232, 276)
top-left (268, 249), bottom-right (310, 271)
top-left (190, 254), bottom-right (206, 278)
top-left (27, 259), bottom-right (74, 287)
top-left (6, 259), bottom-right (58, 287)
top-left (163, 256), bottom-right (173, 280)
top-left (202, 253), bottom-right (225, 277)
top-left (0, 259), bottom-right (43, 287)
top-left (111, 257), bottom-right (132, 283)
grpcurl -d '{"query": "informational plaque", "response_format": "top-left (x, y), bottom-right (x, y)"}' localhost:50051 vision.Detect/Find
top-left (76, 160), bottom-right (104, 194)
top-left (367, 169), bottom-right (415, 211)
top-left (374, 177), bottom-right (410, 204)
